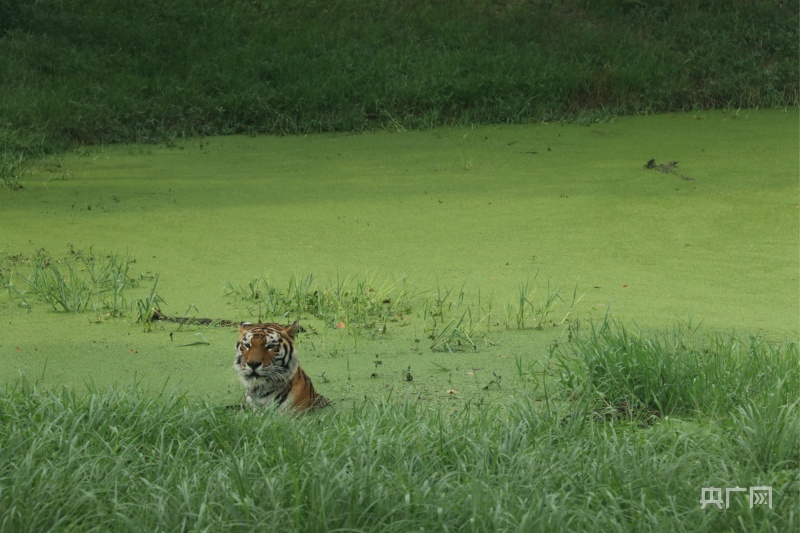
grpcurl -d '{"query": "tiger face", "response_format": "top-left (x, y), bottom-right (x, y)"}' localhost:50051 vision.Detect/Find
top-left (233, 320), bottom-right (328, 412)
top-left (234, 321), bottom-right (298, 385)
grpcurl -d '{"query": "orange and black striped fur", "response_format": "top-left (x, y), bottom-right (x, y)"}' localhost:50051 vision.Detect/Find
top-left (234, 321), bottom-right (329, 413)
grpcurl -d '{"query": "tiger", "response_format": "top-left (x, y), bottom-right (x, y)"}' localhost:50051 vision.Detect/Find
top-left (234, 320), bottom-right (330, 413)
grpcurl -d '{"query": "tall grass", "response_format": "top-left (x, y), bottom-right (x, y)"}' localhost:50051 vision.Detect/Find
top-left (226, 273), bottom-right (581, 353)
top-left (1, 0), bottom-right (797, 188)
top-left (3, 248), bottom-right (163, 324)
top-left (224, 273), bottom-right (416, 333)
top-left (429, 309), bottom-right (482, 352)
top-left (554, 318), bottom-right (800, 419)
top-left (1, 366), bottom-right (795, 533)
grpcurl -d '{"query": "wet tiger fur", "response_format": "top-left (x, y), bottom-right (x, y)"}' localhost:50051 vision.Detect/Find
top-left (234, 321), bottom-right (330, 413)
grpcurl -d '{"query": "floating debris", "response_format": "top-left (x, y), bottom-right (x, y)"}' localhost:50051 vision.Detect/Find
top-left (645, 159), bottom-right (694, 181)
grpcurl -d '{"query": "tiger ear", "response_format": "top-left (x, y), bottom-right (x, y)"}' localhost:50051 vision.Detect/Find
top-left (238, 322), bottom-right (256, 334)
top-left (284, 320), bottom-right (299, 339)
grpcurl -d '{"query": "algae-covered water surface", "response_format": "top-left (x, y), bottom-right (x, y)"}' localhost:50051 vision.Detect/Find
top-left (1, 110), bottom-right (797, 404)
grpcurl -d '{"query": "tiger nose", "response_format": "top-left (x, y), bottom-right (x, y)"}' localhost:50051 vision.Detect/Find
top-left (247, 362), bottom-right (261, 370)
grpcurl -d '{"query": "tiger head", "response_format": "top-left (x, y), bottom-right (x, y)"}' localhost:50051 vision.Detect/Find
top-left (234, 321), bottom-right (299, 383)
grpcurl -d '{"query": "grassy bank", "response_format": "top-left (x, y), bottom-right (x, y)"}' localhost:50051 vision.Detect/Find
top-left (1, 323), bottom-right (797, 532)
top-left (1, 0), bottom-right (797, 187)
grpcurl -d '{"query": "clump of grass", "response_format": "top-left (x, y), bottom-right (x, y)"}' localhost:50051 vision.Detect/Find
top-left (4, 248), bottom-right (163, 325)
top-left (503, 279), bottom-right (582, 332)
top-left (476, 290), bottom-right (494, 333)
top-left (429, 309), bottom-right (482, 352)
top-left (423, 282), bottom-right (483, 352)
top-left (227, 275), bottom-right (585, 353)
top-left (422, 282), bottom-right (466, 322)
top-left (555, 318), bottom-right (800, 420)
top-left (728, 378), bottom-right (799, 473)
top-left (12, 250), bottom-right (137, 313)
top-left (0, 150), bottom-right (25, 190)
top-left (506, 280), bottom-right (535, 330)
top-left (534, 284), bottom-right (563, 330)
top-left (133, 274), bottom-right (165, 332)
top-left (224, 273), bottom-right (416, 335)
top-left (0, 126), bottom-right (51, 190)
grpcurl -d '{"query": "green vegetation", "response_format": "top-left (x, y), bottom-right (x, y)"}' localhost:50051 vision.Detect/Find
top-left (3, 247), bottom-right (161, 320)
top-left (556, 318), bottom-right (800, 421)
top-left (0, 111), bottom-right (796, 408)
top-left (2, 240), bottom-right (796, 530)
top-left (1, 324), bottom-right (796, 532)
top-left (222, 273), bottom-right (579, 353)
top-left (1, 0), bottom-right (797, 186)
top-left (3, 112), bottom-right (796, 333)
top-left (224, 273), bottom-right (416, 335)
top-left (0, 1), bottom-right (797, 529)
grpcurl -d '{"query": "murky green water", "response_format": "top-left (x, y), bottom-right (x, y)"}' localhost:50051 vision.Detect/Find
top-left (1, 110), bottom-right (797, 400)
